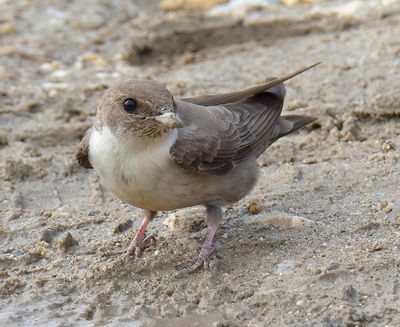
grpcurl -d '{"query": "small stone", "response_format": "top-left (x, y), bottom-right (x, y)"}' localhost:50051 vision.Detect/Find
top-left (0, 224), bottom-right (8, 234)
top-left (165, 288), bottom-right (174, 296)
top-left (340, 114), bottom-right (363, 141)
top-left (6, 211), bottom-right (22, 221)
top-left (88, 210), bottom-right (100, 217)
top-left (160, 0), bottom-right (227, 11)
top-left (0, 133), bottom-right (8, 147)
top-left (381, 140), bottom-right (395, 152)
top-left (303, 158), bottom-right (318, 164)
top-left (42, 82), bottom-right (69, 91)
top-left (248, 201), bottom-right (262, 215)
top-left (177, 51), bottom-right (195, 65)
top-left (37, 240), bottom-right (50, 248)
top-left (276, 259), bottom-right (297, 274)
top-left (40, 229), bottom-right (54, 243)
top-left (82, 305), bottom-right (95, 320)
top-left (281, 0), bottom-right (318, 6)
top-left (52, 258), bottom-right (63, 267)
top-left (50, 69), bottom-right (69, 82)
top-left (176, 81), bottom-right (187, 89)
top-left (164, 207), bottom-right (205, 235)
top-left (40, 61), bottom-right (61, 73)
top-left (113, 219), bottom-right (133, 234)
top-left (41, 211), bottom-right (53, 218)
top-left (58, 232), bottom-right (78, 251)
top-left (0, 23), bottom-right (15, 36)
top-left (249, 211), bottom-right (315, 228)
top-left (35, 278), bottom-right (46, 287)
top-left (80, 52), bottom-right (108, 66)
top-left (377, 200), bottom-right (393, 213)
top-left (326, 262), bottom-right (340, 272)
top-left (368, 242), bottom-right (387, 253)
top-left (286, 101), bottom-right (306, 111)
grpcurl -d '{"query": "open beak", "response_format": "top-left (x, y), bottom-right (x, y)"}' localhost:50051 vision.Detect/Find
top-left (152, 107), bottom-right (184, 129)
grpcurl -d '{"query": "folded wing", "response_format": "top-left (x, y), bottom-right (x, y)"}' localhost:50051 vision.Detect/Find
top-left (170, 65), bottom-right (318, 175)
top-left (75, 127), bottom-right (93, 169)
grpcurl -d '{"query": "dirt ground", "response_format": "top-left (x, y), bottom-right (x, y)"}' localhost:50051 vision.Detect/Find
top-left (1, 0), bottom-right (400, 326)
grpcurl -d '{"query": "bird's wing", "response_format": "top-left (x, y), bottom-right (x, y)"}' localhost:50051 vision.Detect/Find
top-left (75, 127), bottom-right (93, 169)
top-left (181, 63), bottom-right (320, 106)
top-left (170, 65), bottom-right (319, 175)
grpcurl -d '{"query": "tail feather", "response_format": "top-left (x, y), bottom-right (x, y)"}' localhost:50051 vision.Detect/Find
top-left (273, 114), bottom-right (317, 141)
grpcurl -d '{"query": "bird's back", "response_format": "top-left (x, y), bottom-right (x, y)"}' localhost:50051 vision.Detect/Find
top-left (170, 81), bottom-right (315, 176)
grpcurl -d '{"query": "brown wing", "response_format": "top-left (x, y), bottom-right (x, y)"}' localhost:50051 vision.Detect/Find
top-left (170, 65), bottom-right (319, 175)
top-left (75, 127), bottom-right (93, 169)
top-left (170, 84), bottom-right (286, 175)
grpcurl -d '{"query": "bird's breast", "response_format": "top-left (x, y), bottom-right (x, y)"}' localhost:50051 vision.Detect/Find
top-left (89, 126), bottom-right (192, 210)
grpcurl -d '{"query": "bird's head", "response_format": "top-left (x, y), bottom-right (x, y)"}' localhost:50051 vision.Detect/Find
top-left (96, 79), bottom-right (183, 139)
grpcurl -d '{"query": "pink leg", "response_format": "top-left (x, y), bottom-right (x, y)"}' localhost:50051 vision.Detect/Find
top-left (102, 210), bottom-right (156, 258)
top-left (126, 210), bottom-right (157, 256)
top-left (179, 205), bottom-right (222, 273)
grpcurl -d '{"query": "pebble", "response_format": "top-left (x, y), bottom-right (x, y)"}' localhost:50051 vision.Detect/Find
top-left (113, 219), bottom-right (133, 234)
top-left (248, 201), bottom-right (263, 215)
top-left (6, 211), bottom-right (22, 221)
top-left (40, 229), bottom-right (54, 243)
top-left (50, 69), bottom-right (69, 82)
top-left (281, 0), bottom-right (317, 6)
top-left (160, 0), bottom-right (227, 11)
top-left (276, 259), bottom-right (297, 274)
top-left (249, 211), bottom-right (315, 228)
top-left (88, 210), bottom-right (100, 216)
top-left (0, 23), bottom-right (15, 36)
top-left (208, 0), bottom-right (278, 19)
top-left (381, 140), bottom-right (395, 152)
top-left (58, 232), bottom-right (78, 251)
top-left (42, 82), bottom-right (69, 91)
top-left (163, 207), bottom-right (205, 235)
top-left (40, 61), bottom-right (61, 73)
top-left (0, 133), bottom-right (8, 147)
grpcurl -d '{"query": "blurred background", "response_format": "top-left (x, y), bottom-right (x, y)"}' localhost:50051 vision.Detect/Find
top-left (0, 0), bottom-right (400, 326)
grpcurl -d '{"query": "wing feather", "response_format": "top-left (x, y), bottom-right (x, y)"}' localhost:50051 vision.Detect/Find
top-left (169, 64), bottom-right (319, 175)
top-left (75, 127), bottom-right (93, 169)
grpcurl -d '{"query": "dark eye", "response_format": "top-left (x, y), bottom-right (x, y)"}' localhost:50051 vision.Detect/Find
top-left (123, 99), bottom-right (137, 113)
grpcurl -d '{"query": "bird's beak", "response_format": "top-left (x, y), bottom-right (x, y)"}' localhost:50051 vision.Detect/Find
top-left (152, 107), bottom-right (184, 129)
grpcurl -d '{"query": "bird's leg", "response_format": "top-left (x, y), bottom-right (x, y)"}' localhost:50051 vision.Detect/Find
top-left (126, 210), bottom-right (157, 256)
top-left (179, 205), bottom-right (222, 273)
top-left (102, 210), bottom-right (156, 258)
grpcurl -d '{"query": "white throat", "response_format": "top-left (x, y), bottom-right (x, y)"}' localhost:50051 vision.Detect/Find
top-left (89, 125), bottom-right (178, 202)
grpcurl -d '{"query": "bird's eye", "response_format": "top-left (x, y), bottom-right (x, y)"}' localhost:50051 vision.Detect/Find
top-left (123, 99), bottom-right (137, 113)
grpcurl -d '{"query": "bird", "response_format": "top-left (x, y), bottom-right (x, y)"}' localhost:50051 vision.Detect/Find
top-left (75, 63), bottom-right (319, 273)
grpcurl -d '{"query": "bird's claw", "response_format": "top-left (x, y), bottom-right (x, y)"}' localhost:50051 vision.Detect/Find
top-left (127, 235), bottom-right (156, 257)
top-left (101, 235), bottom-right (156, 258)
top-left (176, 253), bottom-right (212, 274)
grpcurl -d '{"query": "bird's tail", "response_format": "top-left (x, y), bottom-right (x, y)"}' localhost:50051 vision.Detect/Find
top-left (272, 115), bottom-right (317, 141)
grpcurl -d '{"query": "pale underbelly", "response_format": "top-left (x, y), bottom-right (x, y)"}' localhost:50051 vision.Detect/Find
top-left (101, 161), bottom-right (258, 212)
top-left (105, 169), bottom-right (215, 211)
top-left (89, 127), bottom-right (258, 211)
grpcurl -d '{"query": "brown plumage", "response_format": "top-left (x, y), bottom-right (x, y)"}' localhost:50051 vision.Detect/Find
top-left (75, 63), bottom-right (319, 272)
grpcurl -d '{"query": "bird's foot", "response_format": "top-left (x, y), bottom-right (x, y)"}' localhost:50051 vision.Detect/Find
top-left (126, 235), bottom-right (156, 257)
top-left (101, 235), bottom-right (156, 258)
top-left (176, 247), bottom-right (214, 274)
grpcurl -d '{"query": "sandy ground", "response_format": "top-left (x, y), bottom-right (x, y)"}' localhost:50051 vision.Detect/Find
top-left (1, 0), bottom-right (400, 326)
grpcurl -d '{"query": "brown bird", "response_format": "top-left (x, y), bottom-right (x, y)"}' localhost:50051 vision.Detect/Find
top-left (75, 63), bottom-right (318, 272)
